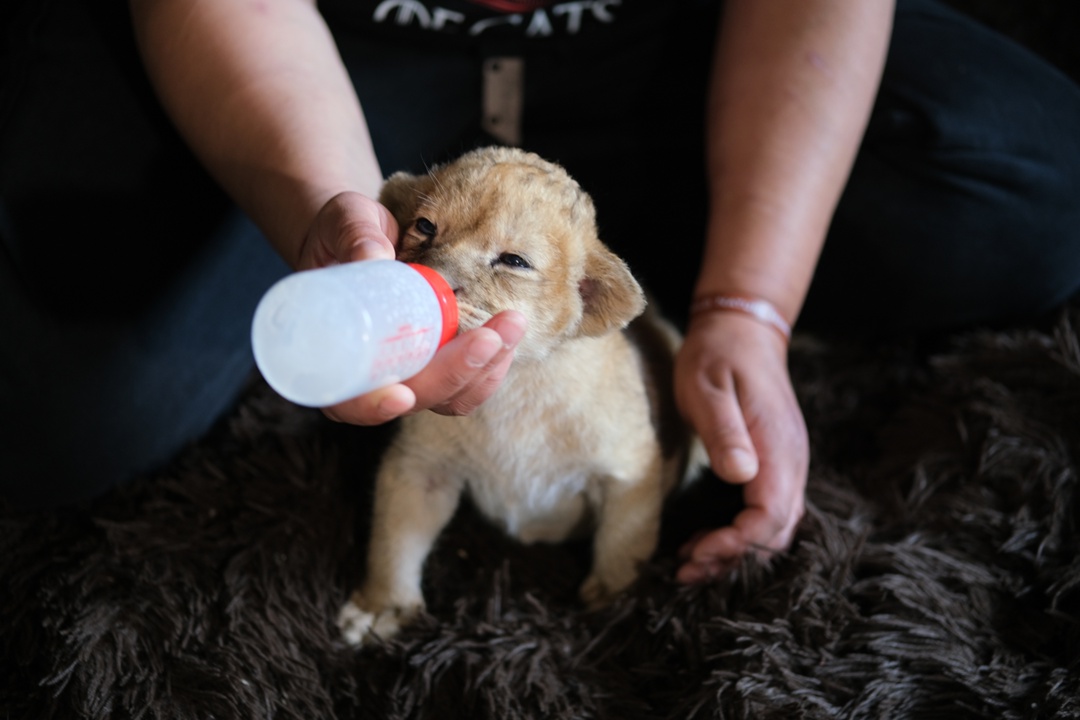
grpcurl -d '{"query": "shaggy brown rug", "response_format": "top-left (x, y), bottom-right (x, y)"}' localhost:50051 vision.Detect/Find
top-left (4, 4), bottom-right (1078, 715)
top-left (3, 301), bottom-right (1079, 719)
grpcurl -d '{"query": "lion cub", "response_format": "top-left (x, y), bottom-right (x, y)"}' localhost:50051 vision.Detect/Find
top-left (337, 147), bottom-right (701, 645)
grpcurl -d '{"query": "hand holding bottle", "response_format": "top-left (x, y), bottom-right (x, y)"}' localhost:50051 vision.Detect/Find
top-left (288, 191), bottom-right (525, 423)
top-left (253, 260), bottom-right (462, 407)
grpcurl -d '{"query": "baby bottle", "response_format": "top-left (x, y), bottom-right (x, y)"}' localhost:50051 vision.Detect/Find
top-left (251, 260), bottom-right (458, 407)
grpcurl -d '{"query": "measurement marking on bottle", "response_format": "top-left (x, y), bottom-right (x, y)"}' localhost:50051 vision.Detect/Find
top-left (370, 325), bottom-right (436, 382)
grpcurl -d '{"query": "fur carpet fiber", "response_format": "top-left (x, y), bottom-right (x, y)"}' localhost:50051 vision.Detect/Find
top-left (3, 304), bottom-right (1080, 719)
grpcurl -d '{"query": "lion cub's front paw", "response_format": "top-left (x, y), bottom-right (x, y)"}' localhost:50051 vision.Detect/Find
top-left (579, 573), bottom-right (620, 611)
top-left (337, 592), bottom-right (423, 646)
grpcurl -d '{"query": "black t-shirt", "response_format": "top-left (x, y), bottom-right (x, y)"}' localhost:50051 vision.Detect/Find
top-left (318, 0), bottom-right (714, 53)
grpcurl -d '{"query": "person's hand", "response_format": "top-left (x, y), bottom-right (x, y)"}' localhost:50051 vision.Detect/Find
top-left (323, 308), bottom-right (526, 424)
top-left (295, 191), bottom-right (400, 270)
top-left (297, 191), bottom-right (527, 425)
top-left (674, 310), bottom-right (808, 582)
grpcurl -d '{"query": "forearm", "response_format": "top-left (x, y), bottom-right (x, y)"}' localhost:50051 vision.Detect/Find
top-left (129, 0), bottom-right (383, 266)
top-left (696, 0), bottom-right (894, 325)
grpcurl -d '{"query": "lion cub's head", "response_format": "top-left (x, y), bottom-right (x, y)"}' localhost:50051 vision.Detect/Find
top-left (379, 147), bottom-right (645, 359)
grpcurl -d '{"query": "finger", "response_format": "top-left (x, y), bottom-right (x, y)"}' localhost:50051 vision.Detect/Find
top-left (323, 383), bottom-right (417, 425)
top-left (408, 328), bottom-right (503, 409)
top-left (323, 311), bottom-right (526, 424)
top-left (677, 530), bottom-right (709, 561)
top-left (408, 310), bottom-right (527, 414)
top-left (436, 348), bottom-right (518, 416)
top-left (688, 526), bottom-right (747, 565)
top-left (326, 327), bottom-right (512, 423)
top-left (697, 381), bottom-right (759, 484)
top-left (676, 527), bottom-right (744, 583)
top-left (345, 196), bottom-right (398, 261)
top-left (310, 192), bottom-right (398, 266)
top-left (674, 481), bottom-right (800, 585)
top-left (732, 506), bottom-right (792, 555)
top-left (677, 496), bottom-right (798, 586)
top-left (677, 558), bottom-right (737, 585)
top-left (675, 411), bottom-right (807, 585)
top-left (434, 311), bottom-right (525, 414)
top-left (736, 481), bottom-right (805, 553)
top-left (351, 238), bottom-right (396, 263)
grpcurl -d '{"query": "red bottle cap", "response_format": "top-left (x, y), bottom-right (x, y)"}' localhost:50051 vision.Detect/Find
top-left (406, 263), bottom-right (459, 348)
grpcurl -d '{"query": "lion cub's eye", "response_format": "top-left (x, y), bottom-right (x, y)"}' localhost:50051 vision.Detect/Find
top-left (415, 218), bottom-right (437, 238)
top-left (494, 253), bottom-right (532, 270)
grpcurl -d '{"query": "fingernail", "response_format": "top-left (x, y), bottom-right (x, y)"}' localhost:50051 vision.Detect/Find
top-left (356, 239), bottom-right (393, 261)
top-left (675, 566), bottom-right (697, 584)
top-left (499, 312), bottom-right (528, 348)
top-left (375, 389), bottom-right (412, 419)
top-left (727, 448), bottom-right (758, 479)
top-left (466, 333), bottom-right (502, 368)
top-left (677, 562), bottom-right (716, 585)
top-left (376, 397), bottom-right (399, 419)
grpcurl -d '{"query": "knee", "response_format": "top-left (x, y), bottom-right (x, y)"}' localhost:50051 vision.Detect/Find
top-left (881, 0), bottom-right (1080, 209)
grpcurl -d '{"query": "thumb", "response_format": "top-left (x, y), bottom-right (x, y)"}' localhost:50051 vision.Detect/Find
top-left (697, 383), bottom-right (760, 484)
top-left (344, 199), bottom-right (397, 263)
top-left (303, 192), bottom-right (398, 268)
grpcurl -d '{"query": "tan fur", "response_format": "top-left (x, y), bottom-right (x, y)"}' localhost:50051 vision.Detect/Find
top-left (337, 147), bottom-right (704, 646)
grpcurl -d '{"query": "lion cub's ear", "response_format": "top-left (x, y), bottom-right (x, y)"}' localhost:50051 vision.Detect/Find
top-left (577, 245), bottom-right (646, 337)
top-left (378, 171), bottom-right (426, 226)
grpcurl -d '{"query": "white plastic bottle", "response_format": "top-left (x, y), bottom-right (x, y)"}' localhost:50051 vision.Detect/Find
top-left (251, 260), bottom-right (458, 407)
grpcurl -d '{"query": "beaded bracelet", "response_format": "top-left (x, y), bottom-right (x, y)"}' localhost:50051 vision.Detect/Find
top-left (689, 294), bottom-right (792, 342)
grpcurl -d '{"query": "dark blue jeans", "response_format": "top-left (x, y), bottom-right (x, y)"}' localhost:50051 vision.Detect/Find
top-left (0, 0), bottom-right (289, 508)
top-left (2, 0), bottom-right (1078, 508)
